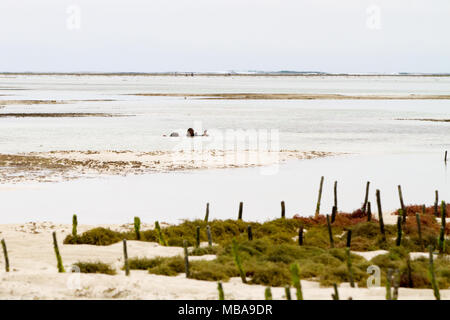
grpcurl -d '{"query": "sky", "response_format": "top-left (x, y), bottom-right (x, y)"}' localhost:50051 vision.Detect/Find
top-left (0, 0), bottom-right (449, 73)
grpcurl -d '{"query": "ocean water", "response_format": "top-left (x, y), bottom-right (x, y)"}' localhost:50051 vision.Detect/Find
top-left (0, 75), bottom-right (449, 223)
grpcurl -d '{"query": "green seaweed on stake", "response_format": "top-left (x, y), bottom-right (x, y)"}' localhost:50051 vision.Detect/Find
top-left (72, 214), bottom-right (78, 241)
top-left (206, 225), bottom-right (213, 247)
top-left (346, 247), bottom-right (355, 288)
top-left (183, 240), bottom-right (190, 278)
top-left (155, 221), bottom-right (167, 246)
top-left (1, 239), bottom-right (10, 272)
top-left (232, 238), bottom-right (246, 283)
top-left (428, 245), bottom-right (440, 300)
top-left (217, 282), bottom-right (225, 300)
top-left (265, 287), bottom-right (272, 300)
top-left (134, 216), bottom-right (141, 240)
top-left (204, 203), bottom-right (210, 222)
top-left (290, 263), bottom-right (303, 300)
top-left (52, 231), bottom-right (65, 273)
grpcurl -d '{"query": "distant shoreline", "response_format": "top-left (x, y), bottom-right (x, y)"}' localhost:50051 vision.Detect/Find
top-left (1, 72), bottom-right (450, 77)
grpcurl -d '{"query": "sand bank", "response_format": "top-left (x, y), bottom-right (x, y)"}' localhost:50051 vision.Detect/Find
top-left (132, 93), bottom-right (450, 100)
top-left (0, 222), bottom-right (448, 300)
top-left (0, 150), bottom-right (335, 183)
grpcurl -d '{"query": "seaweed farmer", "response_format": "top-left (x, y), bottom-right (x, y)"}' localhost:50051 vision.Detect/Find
top-left (187, 128), bottom-right (195, 137)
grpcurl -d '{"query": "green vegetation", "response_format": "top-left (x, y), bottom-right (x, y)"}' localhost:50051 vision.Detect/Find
top-left (62, 204), bottom-right (449, 290)
top-left (52, 231), bottom-right (65, 273)
top-left (73, 261), bottom-right (116, 275)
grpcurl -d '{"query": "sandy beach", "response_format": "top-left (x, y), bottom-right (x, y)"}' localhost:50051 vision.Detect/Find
top-left (1, 219), bottom-right (448, 300)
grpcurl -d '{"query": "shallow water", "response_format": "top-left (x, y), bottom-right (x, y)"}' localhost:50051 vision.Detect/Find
top-left (0, 75), bottom-right (449, 223)
top-left (0, 153), bottom-right (448, 224)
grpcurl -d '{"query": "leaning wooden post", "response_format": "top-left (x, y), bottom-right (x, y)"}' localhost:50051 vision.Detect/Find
top-left (204, 202), bottom-right (210, 222)
top-left (123, 239), bottom-right (129, 276)
top-left (298, 226), bottom-right (304, 246)
top-left (1, 239), bottom-right (10, 272)
top-left (376, 189), bottom-right (386, 242)
top-left (326, 214), bottom-right (334, 248)
top-left (238, 202), bottom-right (243, 220)
top-left (428, 245), bottom-right (440, 300)
top-left (206, 225), bottom-right (213, 247)
top-left (281, 201), bottom-right (286, 219)
top-left (183, 240), bottom-right (190, 278)
top-left (332, 283), bottom-right (339, 300)
top-left (367, 202), bottom-right (372, 222)
top-left (398, 185), bottom-right (406, 223)
top-left (396, 216), bottom-right (402, 246)
top-left (445, 150), bottom-right (448, 164)
top-left (315, 176), bottom-right (324, 218)
top-left (52, 231), bottom-right (65, 273)
top-left (434, 190), bottom-right (439, 216)
top-left (333, 181), bottom-right (338, 212)
top-left (362, 181), bottom-right (370, 214)
top-left (247, 225), bottom-right (253, 241)
top-left (416, 212), bottom-right (424, 250)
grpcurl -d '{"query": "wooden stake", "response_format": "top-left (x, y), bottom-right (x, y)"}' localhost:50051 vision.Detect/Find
top-left (326, 214), bottom-right (334, 248)
top-left (315, 176), bottom-right (324, 218)
top-left (123, 239), bottom-right (129, 276)
top-left (281, 201), bottom-right (285, 219)
top-left (362, 181), bottom-right (370, 214)
top-left (183, 240), bottom-right (190, 278)
top-left (333, 181), bottom-right (338, 212)
top-left (1, 239), bottom-right (9, 272)
top-left (204, 202), bottom-right (210, 222)
top-left (376, 189), bottom-right (386, 241)
top-left (206, 225), bottom-right (212, 247)
top-left (398, 185), bottom-right (406, 223)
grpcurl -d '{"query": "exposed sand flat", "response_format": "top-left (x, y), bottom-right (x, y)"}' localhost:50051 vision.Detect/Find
top-left (131, 93), bottom-right (450, 100)
top-left (0, 113), bottom-right (123, 118)
top-left (0, 100), bottom-right (66, 105)
top-left (0, 150), bottom-right (335, 183)
top-left (0, 222), bottom-right (448, 300)
top-left (396, 118), bottom-right (450, 122)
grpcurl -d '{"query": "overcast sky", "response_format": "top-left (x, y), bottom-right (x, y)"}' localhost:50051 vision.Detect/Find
top-left (0, 0), bottom-right (449, 73)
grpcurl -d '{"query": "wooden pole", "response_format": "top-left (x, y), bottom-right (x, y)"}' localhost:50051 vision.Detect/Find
top-left (333, 181), bottom-right (338, 212)
top-left (398, 185), bottom-right (406, 223)
top-left (315, 176), bottom-right (324, 218)
top-left (1, 239), bottom-right (9, 272)
top-left (362, 181), bottom-right (370, 214)
top-left (123, 239), bottom-right (130, 276)
top-left (281, 201), bottom-right (285, 219)
top-left (376, 189), bottom-right (386, 241)
top-left (238, 202), bottom-right (243, 220)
